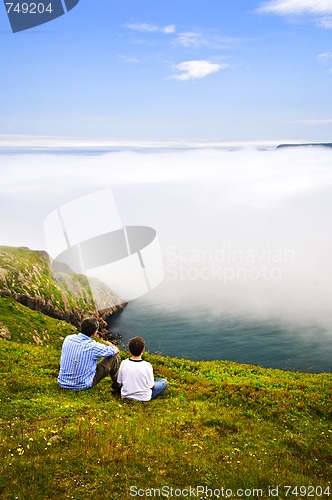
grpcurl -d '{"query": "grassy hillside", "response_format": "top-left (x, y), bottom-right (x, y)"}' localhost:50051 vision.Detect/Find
top-left (0, 298), bottom-right (331, 499)
top-left (0, 296), bottom-right (77, 349)
top-left (0, 246), bottom-right (124, 330)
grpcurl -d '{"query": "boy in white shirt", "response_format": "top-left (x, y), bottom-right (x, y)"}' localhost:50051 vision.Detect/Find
top-left (117, 336), bottom-right (168, 401)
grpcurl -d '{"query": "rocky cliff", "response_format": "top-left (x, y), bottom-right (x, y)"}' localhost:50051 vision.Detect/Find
top-left (0, 246), bottom-right (126, 340)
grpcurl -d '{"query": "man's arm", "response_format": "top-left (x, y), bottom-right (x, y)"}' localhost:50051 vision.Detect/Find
top-left (102, 341), bottom-right (120, 355)
top-left (93, 339), bottom-right (119, 358)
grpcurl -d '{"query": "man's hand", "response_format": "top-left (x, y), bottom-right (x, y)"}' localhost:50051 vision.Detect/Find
top-left (102, 340), bottom-right (120, 354)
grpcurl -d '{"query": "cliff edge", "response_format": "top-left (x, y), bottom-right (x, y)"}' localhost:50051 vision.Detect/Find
top-left (0, 246), bottom-right (126, 339)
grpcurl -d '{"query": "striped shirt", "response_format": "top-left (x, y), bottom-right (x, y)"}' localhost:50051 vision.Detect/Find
top-left (58, 333), bottom-right (117, 390)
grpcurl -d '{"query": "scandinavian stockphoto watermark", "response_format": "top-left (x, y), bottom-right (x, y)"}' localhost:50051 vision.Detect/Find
top-left (3, 0), bottom-right (79, 33)
top-left (165, 245), bottom-right (295, 283)
top-left (44, 189), bottom-right (164, 310)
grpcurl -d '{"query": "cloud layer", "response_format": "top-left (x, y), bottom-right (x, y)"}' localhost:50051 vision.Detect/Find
top-left (1, 145), bottom-right (332, 333)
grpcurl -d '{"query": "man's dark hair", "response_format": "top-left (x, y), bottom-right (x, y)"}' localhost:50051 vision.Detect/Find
top-left (81, 317), bottom-right (99, 337)
top-left (128, 336), bottom-right (145, 356)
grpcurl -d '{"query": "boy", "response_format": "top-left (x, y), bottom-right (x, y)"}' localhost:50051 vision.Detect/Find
top-left (117, 336), bottom-right (168, 401)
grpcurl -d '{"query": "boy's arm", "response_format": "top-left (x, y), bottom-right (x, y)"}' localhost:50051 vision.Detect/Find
top-left (148, 363), bottom-right (155, 389)
top-left (117, 363), bottom-right (123, 384)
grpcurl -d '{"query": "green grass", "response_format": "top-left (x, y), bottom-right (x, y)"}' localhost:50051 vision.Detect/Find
top-left (0, 299), bottom-right (331, 499)
top-left (0, 296), bottom-right (77, 349)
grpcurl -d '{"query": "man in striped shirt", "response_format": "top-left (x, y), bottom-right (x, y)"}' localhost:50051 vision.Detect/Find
top-left (58, 317), bottom-right (120, 392)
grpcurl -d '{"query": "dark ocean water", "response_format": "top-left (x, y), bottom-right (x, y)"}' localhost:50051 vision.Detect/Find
top-left (109, 300), bottom-right (332, 374)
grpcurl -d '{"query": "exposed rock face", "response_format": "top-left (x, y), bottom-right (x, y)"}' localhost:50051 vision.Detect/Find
top-left (0, 246), bottom-right (126, 340)
top-left (0, 323), bottom-right (11, 340)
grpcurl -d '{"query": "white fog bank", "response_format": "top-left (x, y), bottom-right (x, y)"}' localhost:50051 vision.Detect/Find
top-left (1, 144), bottom-right (332, 333)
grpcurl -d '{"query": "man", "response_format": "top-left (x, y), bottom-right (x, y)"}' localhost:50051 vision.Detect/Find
top-left (58, 317), bottom-right (121, 392)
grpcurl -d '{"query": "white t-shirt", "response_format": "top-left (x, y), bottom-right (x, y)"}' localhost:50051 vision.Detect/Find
top-left (117, 358), bottom-right (154, 401)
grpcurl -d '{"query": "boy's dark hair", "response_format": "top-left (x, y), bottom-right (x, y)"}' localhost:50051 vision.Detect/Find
top-left (81, 317), bottom-right (99, 337)
top-left (128, 336), bottom-right (145, 356)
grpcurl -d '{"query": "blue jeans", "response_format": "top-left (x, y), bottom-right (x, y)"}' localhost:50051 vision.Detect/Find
top-left (151, 378), bottom-right (168, 399)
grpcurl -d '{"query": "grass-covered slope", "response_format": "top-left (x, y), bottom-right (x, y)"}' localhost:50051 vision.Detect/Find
top-left (0, 296), bottom-right (77, 349)
top-left (0, 301), bottom-right (331, 499)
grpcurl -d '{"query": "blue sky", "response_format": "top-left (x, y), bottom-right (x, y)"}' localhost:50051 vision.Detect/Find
top-left (1, 0), bottom-right (332, 141)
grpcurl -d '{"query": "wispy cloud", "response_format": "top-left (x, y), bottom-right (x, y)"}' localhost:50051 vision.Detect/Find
top-left (174, 32), bottom-right (210, 48)
top-left (118, 55), bottom-right (140, 64)
top-left (317, 16), bottom-right (332, 28)
top-left (174, 31), bottom-right (251, 50)
top-left (125, 23), bottom-right (176, 34)
top-left (317, 51), bottom-right (332, 71)
top-left (171, 60), bottom-right (228, 81)
top-left (257, 0), bottom-right (332, 15)
top-left (317, 51), bottom-right (332, 62)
